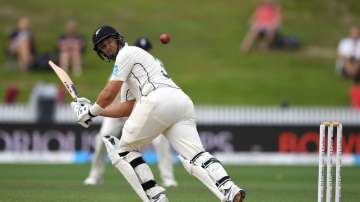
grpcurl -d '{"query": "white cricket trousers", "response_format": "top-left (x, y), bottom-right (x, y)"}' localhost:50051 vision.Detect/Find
top-left (120, 88), bottom-right (205, 160)
top-left (89, 117), bottom-right (176, 184)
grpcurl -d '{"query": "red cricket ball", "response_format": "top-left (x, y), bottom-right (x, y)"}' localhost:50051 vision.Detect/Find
top-left (160, 33), bottom-right (170, 44)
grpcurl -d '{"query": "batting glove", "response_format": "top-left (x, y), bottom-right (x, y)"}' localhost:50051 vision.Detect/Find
top-left (70, 97), bottom-right (91, 112)
top-left (76, 97), bottom-right (91, 106)
top-left (71, 100), bottom-right (93, 128)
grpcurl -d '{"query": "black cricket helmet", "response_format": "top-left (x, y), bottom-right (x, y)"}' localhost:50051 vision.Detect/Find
top-left (134, 37), bottom-right (152, 51)
top-left (92, 25), bottom-right (126, 61)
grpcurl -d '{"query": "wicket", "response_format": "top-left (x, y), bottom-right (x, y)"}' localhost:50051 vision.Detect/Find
top-left (318, 122), bottom-right (342, 202)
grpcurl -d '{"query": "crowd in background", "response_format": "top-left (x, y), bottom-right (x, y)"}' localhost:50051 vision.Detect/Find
top-left (3, 16), bottom-right (154, 106)
top-left (5, 17), bottom-right (86, 75)
top-left (3, 0), bottom-right (360, 109)
top-left (4, 0), bottom-right (300, 75)
top-left (4, 17), bottom-right (86, 105)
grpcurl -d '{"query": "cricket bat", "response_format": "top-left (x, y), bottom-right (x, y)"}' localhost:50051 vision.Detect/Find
top-left (48, 60), bottom-right (79, 101)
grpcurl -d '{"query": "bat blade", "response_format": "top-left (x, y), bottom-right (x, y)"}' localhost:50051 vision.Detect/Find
top-left (48, 60), bottom-right (79, 100)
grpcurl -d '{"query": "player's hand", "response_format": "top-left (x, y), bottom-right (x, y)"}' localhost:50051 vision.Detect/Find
top-left (71, 101), bottom-right (92, 128)
top-left (76, 97), bottom-right (91, 106)
top-left (70, 97), bottom-right (91, 116)
top-left (78, 106), bottom-right (92, 128)
top-left (103, 135), bottom-right (122, 165)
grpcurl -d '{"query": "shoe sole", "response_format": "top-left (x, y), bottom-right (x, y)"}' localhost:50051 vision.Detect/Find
top-left (83, 179), bottom-right (103, 186)
top-left (233, 190), bottom-right (246, 202)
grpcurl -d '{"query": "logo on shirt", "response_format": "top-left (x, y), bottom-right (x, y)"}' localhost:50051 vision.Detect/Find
top-left (112, 65), bottom-right (120, 77)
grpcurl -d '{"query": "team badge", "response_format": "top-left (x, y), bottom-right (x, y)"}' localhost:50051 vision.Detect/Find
top-left (112, 65), bottom-right (120, 77)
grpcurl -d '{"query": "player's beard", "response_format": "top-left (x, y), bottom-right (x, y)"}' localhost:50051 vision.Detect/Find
top-left (108, 45), bottom-right (121, 61)
top-left (108, 52), bottom-right (117, 61)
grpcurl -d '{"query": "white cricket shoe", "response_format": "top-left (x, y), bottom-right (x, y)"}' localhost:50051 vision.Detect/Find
top-left (83, 176), bottom-right (103, 185)
top-left (223, 184), bottom-right (246, 202)
top-left (162, 179), bottom-right (178, 188)
top-left (150, 193), bottom-right (169, 202)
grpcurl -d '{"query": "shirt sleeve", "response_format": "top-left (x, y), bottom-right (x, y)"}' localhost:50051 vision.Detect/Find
top-left (110, 47), bottom-right (134, 81)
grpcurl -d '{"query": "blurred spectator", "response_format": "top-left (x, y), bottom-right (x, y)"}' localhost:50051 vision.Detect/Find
top-left (4, 85), bottom-right (19, 104)
top-left (6, 17), bottom-right (36, 72)
top-left (241, 0), bottom-right (282, 52)
top-left (57, 20), bottom-right (86, 76)
top-left (350, 85), bottom-right (360, 109)
top-left (336, 25), bottom-right (360, 80)
top-left (336, 25), bottom-right (360, 109)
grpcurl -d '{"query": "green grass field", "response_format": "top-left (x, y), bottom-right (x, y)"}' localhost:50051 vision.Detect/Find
top-left (1, 0), bottom-right (360, 105)
top-left (0, 164), bottom-right (359, 202)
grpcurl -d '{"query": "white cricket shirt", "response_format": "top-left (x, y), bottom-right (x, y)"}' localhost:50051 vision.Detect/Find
top-left (120, 83), bottom-right (135, 102)
top-left (110, 44), bottom-right (179, 101)
top-left (337, 38), bottom-right (360, 59)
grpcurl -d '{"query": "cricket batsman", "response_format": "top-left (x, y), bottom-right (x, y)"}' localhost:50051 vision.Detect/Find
top-left (71, 25), bottom-right (245, 202)
top-left (83, 38), bottom-right (177, 188)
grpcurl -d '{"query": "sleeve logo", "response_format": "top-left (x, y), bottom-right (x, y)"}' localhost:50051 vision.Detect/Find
top-left (112, 65), bottom-right (120, 77)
